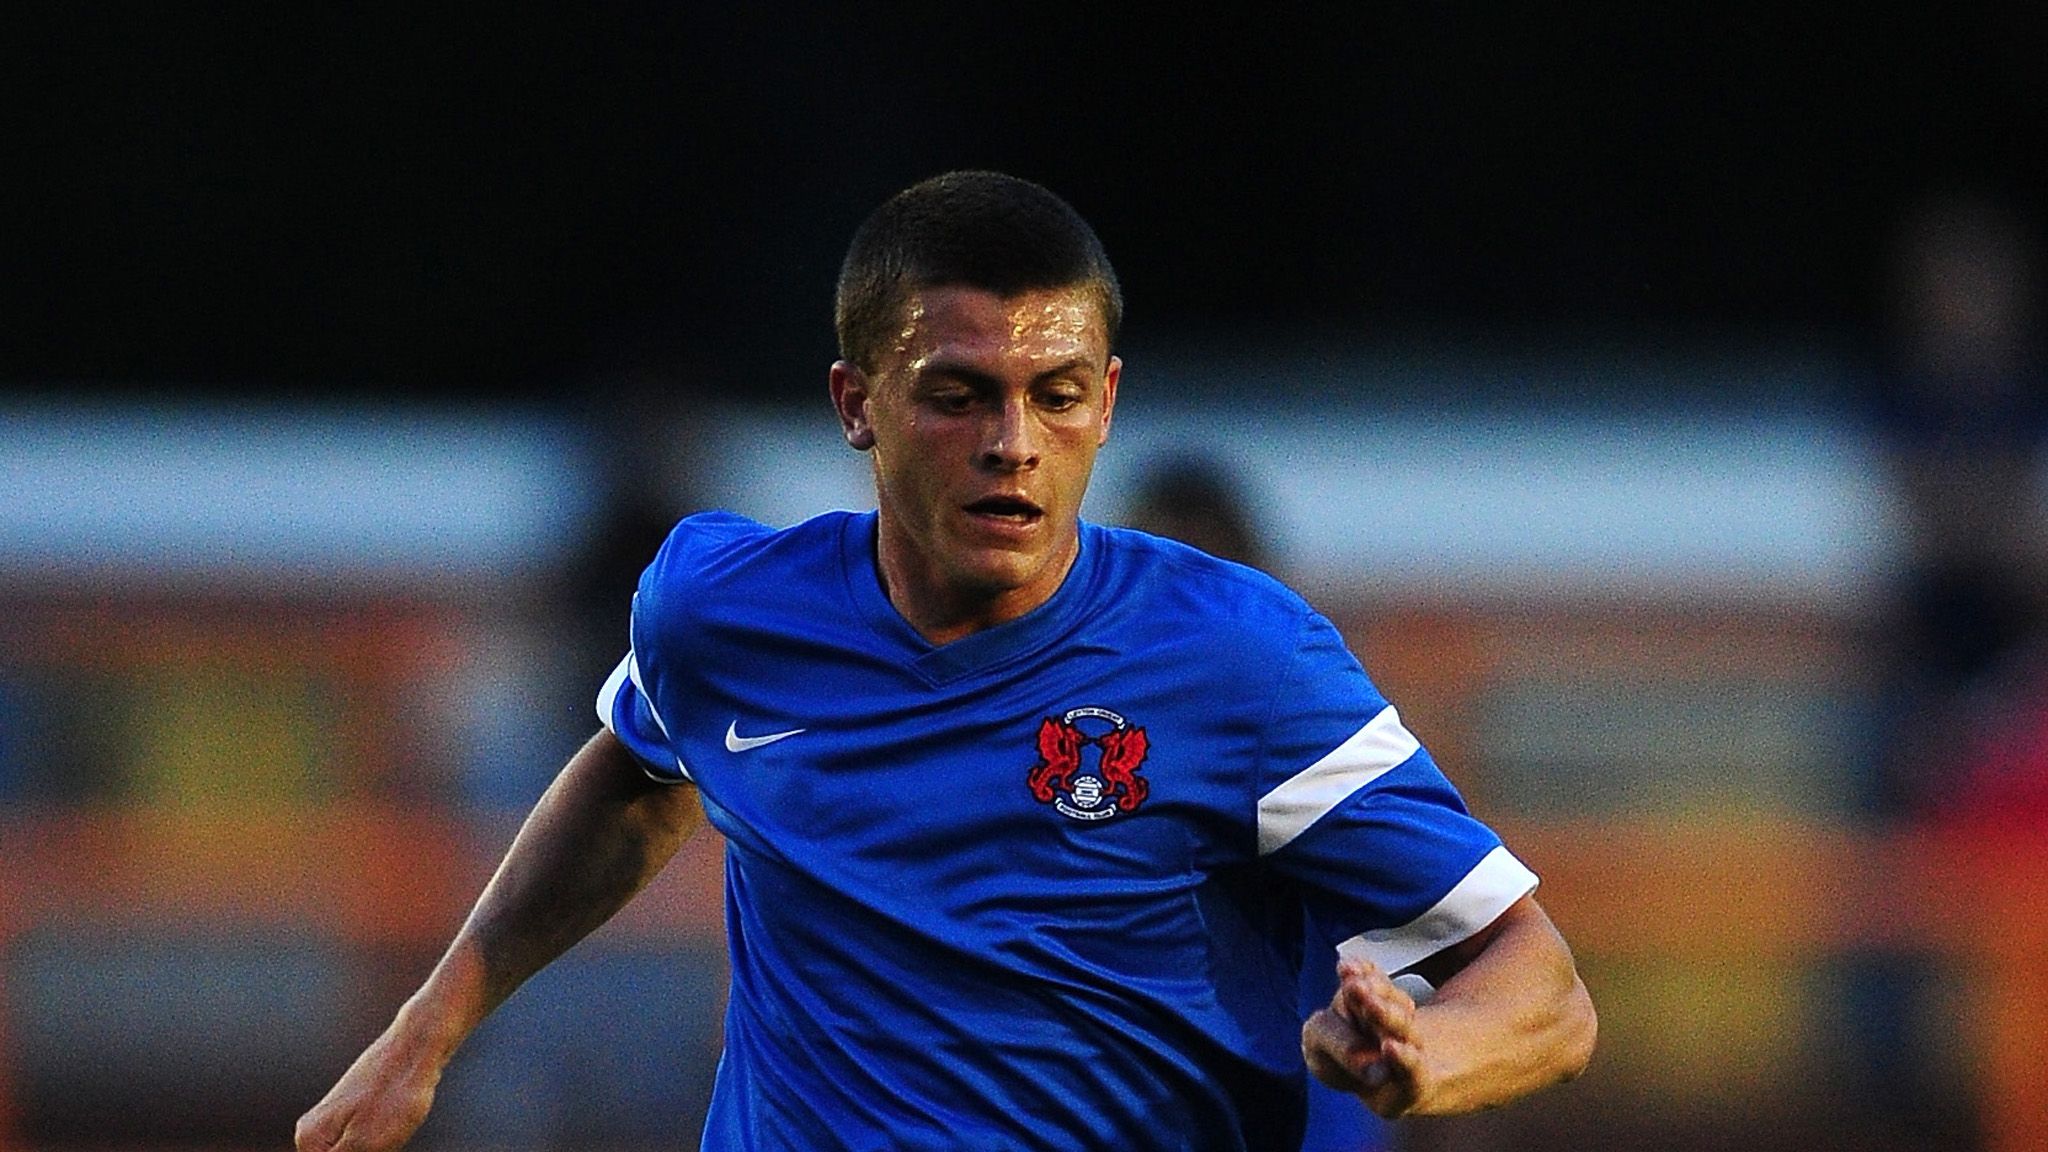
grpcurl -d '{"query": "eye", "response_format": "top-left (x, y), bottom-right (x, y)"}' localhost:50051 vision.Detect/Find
top-left (1038, 385), bottom-right (1085, 411)
top-left (929, 389), bottom-right (977, 414)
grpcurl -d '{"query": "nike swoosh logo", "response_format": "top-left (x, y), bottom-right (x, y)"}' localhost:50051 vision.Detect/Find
top-left (725, 721), bottom-right (807, 753)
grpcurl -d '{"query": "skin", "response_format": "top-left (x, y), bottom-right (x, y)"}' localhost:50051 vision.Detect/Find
top-left (294, 731), bottom-right (704, 1152)
top-left (297, 277), bottom-right (1593, 1151)
top-left (1301, 894), bottom-right (1597, 1117)
top-left (829, 284), bottom-right (1120, 645)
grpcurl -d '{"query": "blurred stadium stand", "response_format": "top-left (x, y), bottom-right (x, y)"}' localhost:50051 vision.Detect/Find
top-left (2, 348), bottom-right (2045, 1152)
top-left (6, 8), bottom-right (2043, 1150)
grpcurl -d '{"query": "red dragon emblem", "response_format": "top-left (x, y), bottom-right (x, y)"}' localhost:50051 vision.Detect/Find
top-left (1027, 706), bottom-right (1151, 821)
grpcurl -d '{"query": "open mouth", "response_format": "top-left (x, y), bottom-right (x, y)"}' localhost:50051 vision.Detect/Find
top-left (963, 495), bottom-right (1044, 523)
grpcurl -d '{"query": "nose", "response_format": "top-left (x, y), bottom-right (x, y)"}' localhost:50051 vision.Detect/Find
top-left (977, 397), bottom-right (1039, 472)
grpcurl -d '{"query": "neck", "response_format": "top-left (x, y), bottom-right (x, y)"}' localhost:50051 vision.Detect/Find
top-left (872, 525), bottom-right (1079, 647)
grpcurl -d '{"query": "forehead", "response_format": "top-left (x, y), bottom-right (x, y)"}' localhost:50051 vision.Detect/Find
top-left (888, 284), bottom-right (1108, 365)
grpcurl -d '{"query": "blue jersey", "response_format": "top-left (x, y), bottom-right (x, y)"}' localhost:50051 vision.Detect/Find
top-left (597, 510), bottom-right (1536, 1152)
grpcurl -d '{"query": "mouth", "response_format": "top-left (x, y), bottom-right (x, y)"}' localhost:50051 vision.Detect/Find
top-left (962, 494), bottom-right (1044, 526)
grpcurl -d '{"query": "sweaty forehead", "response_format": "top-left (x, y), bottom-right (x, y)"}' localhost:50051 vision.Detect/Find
top-left (889, 285), bottom-right (1107, 366)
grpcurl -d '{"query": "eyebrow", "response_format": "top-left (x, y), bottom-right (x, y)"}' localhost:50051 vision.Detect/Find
top-left (918, 357), bottom-right (1096, 387)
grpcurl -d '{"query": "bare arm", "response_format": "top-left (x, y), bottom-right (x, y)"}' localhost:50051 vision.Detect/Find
top-left (1302, 893), bottom-right (1596, 1117)
top-left (295, 728), bottom-right (706, 1152)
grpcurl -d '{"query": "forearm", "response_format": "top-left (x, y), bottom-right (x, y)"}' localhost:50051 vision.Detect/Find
top-left (401, 728), bottom-right (705, 1062)
top-left (296, 730), bottom-right (704, 1152)
top-left (1403, 895), bottom-right (1596, 1115)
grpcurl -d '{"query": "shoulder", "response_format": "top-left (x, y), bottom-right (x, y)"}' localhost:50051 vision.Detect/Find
top-left (636, 508), bottom-right (853, 621)
top-left (643, 508), bottom-right (844, 578)
top-left (1088, 523), bottom-right (1321, 654)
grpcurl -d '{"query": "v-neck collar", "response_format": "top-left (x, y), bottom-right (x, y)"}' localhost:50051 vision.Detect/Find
top-left (839, 510), bottom-right (1099, 685)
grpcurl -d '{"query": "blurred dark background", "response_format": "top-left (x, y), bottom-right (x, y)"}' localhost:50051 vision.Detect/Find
top-left (6, 7), bottom-right (2043, 403)
top-left (6, 9), bottom-right (2048, 1152)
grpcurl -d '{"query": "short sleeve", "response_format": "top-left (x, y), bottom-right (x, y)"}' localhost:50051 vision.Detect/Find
top-left (595, 594), bottom-right (693, 784)
top-left (1255, 609), bottom-right (1535, 975)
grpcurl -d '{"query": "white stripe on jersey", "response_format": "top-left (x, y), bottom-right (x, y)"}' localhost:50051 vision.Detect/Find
top-left (601, 595), bottom-right (674, 739)
top-left (596, 651), bottom-right (634, 729)
top-left (596, 649), bottom-right (694, 782)
top-left (1256, 704), bottom-right (1420, 855)
top-left (626, 651), bottom-right (671, 737)
top-left (1335, 845), bottom-right (1540, 977)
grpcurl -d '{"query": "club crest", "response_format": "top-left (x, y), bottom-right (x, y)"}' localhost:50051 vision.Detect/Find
top-left (1027, 706), bottom-right (1151, 822)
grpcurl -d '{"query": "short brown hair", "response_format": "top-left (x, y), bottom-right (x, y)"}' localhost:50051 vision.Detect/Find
top-left (834, 171), bottom-right (1123, 371)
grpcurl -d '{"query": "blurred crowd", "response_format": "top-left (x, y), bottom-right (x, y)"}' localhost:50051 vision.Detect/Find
top-left (1858, 186), bottom-right (2048, 832)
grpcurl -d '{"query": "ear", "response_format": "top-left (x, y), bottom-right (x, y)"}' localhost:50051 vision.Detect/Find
top-left (829, 360), bottom-right (877, 451)
top-left (1097, 355), bottom-right (1122, 448)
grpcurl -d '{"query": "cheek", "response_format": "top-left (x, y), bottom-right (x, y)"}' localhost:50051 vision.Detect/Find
top-left (1050, 427), bottom-right (1103, 476)
top-left (873, 426), bottom-right (961, 502)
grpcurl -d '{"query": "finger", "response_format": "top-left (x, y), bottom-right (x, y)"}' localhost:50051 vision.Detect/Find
top-left (327, 1113), bottom-right (397, 1152)
top-left (1339, 962), bottom-right (1416, 1043)
top-left (1302, 1007), bottom-right (1363, 1060)
top-left (335, 1094), bottom-right (434, 1152)
top-left (1301, 1008), bottom-right (1373, 1092)
top-left (1358, 1038), bottom-right (1425, 1118)
top-left (1330, 959), bottom-right (1382, 1021)
top-left (296, 1109), bottom-right (341, 1152)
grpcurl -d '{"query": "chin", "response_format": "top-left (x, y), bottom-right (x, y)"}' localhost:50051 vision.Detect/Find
top-left (950, 551), bottom-right (1046, 598)
top-left (954, 563), bottom-right (1033, 597)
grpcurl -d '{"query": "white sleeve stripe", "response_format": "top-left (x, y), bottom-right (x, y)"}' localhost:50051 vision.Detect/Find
top-left (626, 652), bottom-right (671, 738)
top-left (595, 649), bottom-right (694, 784)
top-left (595, 651), bottom-right (633, 730)
top-left (645, 755), bottom-right (694, 785)
top-left (1256, 705), bottom-right (1421, 855)
top-left (1334, 846), bottom-right (1540, 976)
